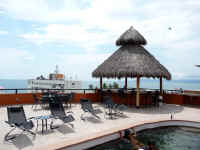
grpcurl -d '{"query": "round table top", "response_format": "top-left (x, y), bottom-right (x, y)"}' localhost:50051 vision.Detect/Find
top-left (35, 115), bottom-right (53, 120)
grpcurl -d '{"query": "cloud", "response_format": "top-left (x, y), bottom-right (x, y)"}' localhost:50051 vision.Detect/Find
top-left (0, 0), bottom-right (200, 80)
top-left (0, 0), bottom-right (84, 22)
top-left (17, 0), bottom-right (200, 46)
top-left (0, 48), bottom-right (35, 78)
top-left (20, 24), bottom-right (116, 53)
top-left (56, 53), bottom-right (111, 80)
top-left (0, 48), bottom-right (34, 62)
top-left (0, 30), bottom-right (8, 35)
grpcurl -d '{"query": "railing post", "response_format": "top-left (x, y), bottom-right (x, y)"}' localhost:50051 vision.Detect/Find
top-left (125, 76), bottom-right (127, 89)
top-left (100, 77), bottom-right (102, 89)
top-left (15, 89), bottom-right (18, 94)
top-left (136, 76), bottom-right (140, 108)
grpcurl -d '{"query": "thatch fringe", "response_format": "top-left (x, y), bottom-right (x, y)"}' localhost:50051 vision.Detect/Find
top-left (92, 45), bottom-right (171, 80)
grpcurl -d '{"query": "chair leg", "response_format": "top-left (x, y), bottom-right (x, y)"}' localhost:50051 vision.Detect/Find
top-left (4, 127), bottom-right (17, 141)
top-left (68, 123), bottom-right (74, 128)
top-left (50, 120), bottom-right (54, 129)
top-left (36, 120), bottom-right (38, 131)
top-left (81, 112), bottom-right (88, 121)
top-left (26, 130), bottom-right (36, 135)
top-left (81, 113), bottom-right (85, 121)
top-left (50, 119), bottom-right (58, 129)
top-left (69, 102), bottom-right (72, 108)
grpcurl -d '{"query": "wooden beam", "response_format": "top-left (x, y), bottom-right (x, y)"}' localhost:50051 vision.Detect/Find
top-left (136, 76), bottom-right (140, 107)
top-left (160, 77), bottom-right (163, 95)
top-left (124, 76), bottom-right (127, 89)
top-left (100, 77), bottom-right (102, 89)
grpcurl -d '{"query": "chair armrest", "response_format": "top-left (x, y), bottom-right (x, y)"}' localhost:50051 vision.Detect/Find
top-left (5, 121), bottom-right (9, 124)
top-left (93, 105), bottom-right (100, 109)
top-left (28, 117), bottom-right (35, 120)
top-left (66, 111), bottom-right (73, 114)
top-left (5, 121), bottom-right (15, 127)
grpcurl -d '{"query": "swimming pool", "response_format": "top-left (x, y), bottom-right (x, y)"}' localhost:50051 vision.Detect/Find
top-left (88, 126), bottom-right (200, 150)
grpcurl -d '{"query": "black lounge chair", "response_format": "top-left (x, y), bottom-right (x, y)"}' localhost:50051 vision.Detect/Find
top-left (68, 92), bottom-right (74, 108)
top-left (5, 106), bottom-right (35, 141)
top-left (80, 98), bottom-right (101, 120)
top-left (152, 91), bottom-right (159, 107)
top-left (103, 96), bottom-right (126, 119)
top-left (32, 94), bottom-right (47, 109)
top-left (48, 95), bottom-right (75, 128)
top-left (57, 93), bottom-right (73, 108)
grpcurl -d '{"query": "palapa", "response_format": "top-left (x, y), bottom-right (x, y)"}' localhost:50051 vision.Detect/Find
top-left (92, 26), bottom-right (171, 107)
top-left (92, 26), bottom-right (171, 80)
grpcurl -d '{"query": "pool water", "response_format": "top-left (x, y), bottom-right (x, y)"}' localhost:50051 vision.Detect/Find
top-left (88, 126), bottom-right (200, 150)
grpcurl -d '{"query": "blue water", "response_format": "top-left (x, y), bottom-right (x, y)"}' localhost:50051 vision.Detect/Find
top-left (88, 127), bottom-right (200, 150)
top-left (0, 79), bottom-right (200, 93)
top-left (83, 79), bottom-right (200, 90)
top-left (0, 79), bottom-right (27, 89)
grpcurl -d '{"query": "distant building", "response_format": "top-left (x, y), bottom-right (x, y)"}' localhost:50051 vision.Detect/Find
top-left (27, 66), bottom-right (82, 93)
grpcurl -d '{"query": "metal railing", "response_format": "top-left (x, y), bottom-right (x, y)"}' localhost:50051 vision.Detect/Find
top-left (0, 87), bottom-right (182, 94)
top-left (0, 88), bottom-right (97, 94)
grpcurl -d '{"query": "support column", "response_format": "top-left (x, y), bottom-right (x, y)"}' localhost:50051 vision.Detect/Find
top-left (160, 77), bottom-right (163, 95)
top-left (125, 76), bottom-right (127, 89)
top-left (100, 77), bottom-right (102, 89)
top-left (136, 76), bottom-right (140, 108)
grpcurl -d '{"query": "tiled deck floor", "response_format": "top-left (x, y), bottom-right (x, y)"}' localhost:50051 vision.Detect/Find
top-left (0, 103), bottom-right (200, 150)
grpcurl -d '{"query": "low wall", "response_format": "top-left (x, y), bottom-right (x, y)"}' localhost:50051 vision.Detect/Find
top-left (163, 93), bottom-right (200, 105)
top-left (0, 92), bottom-right (200, 106)
top-left (0, 93), bottom-right (100, 106)
top-left (184, 90), bottom-right (200, 94)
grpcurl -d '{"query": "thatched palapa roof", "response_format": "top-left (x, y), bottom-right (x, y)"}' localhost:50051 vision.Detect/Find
top-left (92, 26), bottom-right (171, 80)
top-left (116, 26), bottom-right (147, 46)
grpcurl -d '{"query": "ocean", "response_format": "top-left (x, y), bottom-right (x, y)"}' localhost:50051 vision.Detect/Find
top-left (83, 79), bottom-right (200, 90)
top-left (0, 79), bottom-right (200, 91)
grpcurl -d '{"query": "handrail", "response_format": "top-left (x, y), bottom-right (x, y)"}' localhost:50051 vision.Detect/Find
top-left (0, 87), bottom-right (184, 94)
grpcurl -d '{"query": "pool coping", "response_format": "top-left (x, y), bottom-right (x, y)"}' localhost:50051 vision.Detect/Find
top-left (33, 119), bottom-right (200, 150)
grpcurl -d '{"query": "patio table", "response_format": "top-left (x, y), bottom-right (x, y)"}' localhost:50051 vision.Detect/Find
top-left (35, 115), bottom-right (53, 134)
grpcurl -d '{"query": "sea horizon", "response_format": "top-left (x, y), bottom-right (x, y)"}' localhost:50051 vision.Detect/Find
top-left (0, 79), bottom-right (200, 91)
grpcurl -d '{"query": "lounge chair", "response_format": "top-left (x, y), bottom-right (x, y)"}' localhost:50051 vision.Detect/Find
top-left (68, 92), bottom-right (74, 108)
top-left (80, 98), bottom-right (101, 120)
top-left (4, 106), bottom-right (35, 141)
top-left (103, 96), bottom-right (125, 119)
top-left (57, 93), bottom-right (73, 108)
top-left (48, 95), bottom-right (75, 128)
top-left (32, 94), bottom-right (46, 109)
top-left (152, 91), bottom-right (159, 107)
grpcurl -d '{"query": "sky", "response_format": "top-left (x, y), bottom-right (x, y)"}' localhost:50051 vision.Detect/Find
top-left (0, 0), bottom-right (200, 81)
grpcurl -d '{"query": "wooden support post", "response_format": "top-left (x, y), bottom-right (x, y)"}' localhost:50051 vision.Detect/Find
top-left (136, 76), bottom-right (140, 108)
top-left (100, 77), bottom-right (102, 89)
top-left (160, 77), bottom-right (163, 95)
top-left (125, 76), bottom-right (127, 89)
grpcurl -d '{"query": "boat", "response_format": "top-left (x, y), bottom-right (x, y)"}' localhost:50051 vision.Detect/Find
top-left (27, 65), bottom-right (82, 93)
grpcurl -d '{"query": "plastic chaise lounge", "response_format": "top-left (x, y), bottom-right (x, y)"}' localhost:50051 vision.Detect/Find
top-left (103, 96), bottom-right (126, 119)
top-left (48, 95), bottom-right (75, 128)
top-left (4, 106), bottom-right (35, 141)
top-left (80, 98), bottom-right (101, 121)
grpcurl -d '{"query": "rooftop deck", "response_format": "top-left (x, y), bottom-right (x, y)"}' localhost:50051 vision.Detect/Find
top-left (0, 103), bottom-right (200, 150)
